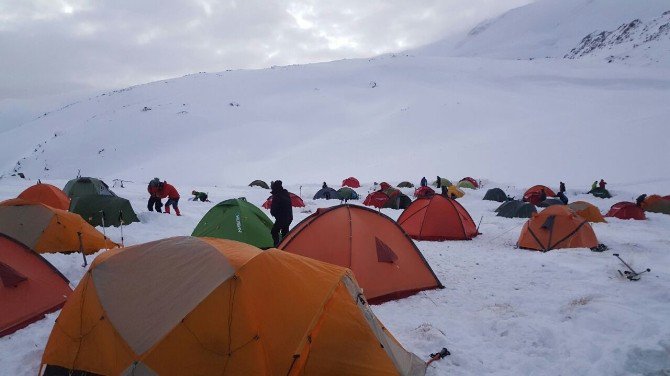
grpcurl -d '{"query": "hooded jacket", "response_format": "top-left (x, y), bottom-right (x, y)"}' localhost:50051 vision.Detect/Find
top-left (270, 181), bottom-right (293, 222)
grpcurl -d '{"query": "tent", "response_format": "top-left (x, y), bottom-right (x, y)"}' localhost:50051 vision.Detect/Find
top-left (0, 236), bottom-right (72, 338)
top-left (523, 185), bottom-right (556, 205)
top-left (69, 195), bottom-right (139, 227)
top-left (457, 180), bottom-right (477, 190)
top-left (63, 177), bottom-right (116, 198)
top-left (342, 177), bottom-right (361, 188)
top-left (568, 201), bottom-right (606, 223)
top-left (279, 205), bottom-right (442, 304)
top-left (0, 199), bottom-right (117, 254)
top-left (483, 188), bottom-right (507, 202)
top-left (192, 198), bottom-right (273, 249)
top-left (398, 195), bottom-right (478, 241)
top-left (414, 186), bottom-right (435, 198)
top-left (606, 202), bottom-right (646, 220)
top-left (538, 198), bottom-right (565, 208)
top-left (41, 236), bottom-right (427, 376)
top-left (364, 190), bottom-right (411, 210)
top-left (517, 206), bottom-right (599, 252)
top-left (337, 187), bottom-right (359, 200)
top-left (496, 200), bottom-right (537, 218)
top-left (363, 191), bottom-right (390, 208)
top-left (590, 187), bottom-right (612, 199)
top-left (642, 195), bottom-right (670, 215)
top-left (459, 177), bottom-right (479, 188)
top-left (313, 187), bottom-right (342, 200)
top-left (17, 183), bottom-right (70, 210)
top-left (398, 181), bottom-right (414, 188)
top-left (433, 177), bottom-right (452, 188)
top-left (445, 185), bottom-right (465, 199)
top-left (262, 193), bottom-right (305, 209)
top-left (249, 180), bottom-right (269, 189)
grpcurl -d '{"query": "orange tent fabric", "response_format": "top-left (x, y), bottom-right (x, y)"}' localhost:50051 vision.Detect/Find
top-left (17, 183), bottom-right (70, 210)
top-left (261, 192), bottom-right (305, 209)
top-left (642, 195), bottom-right (670, 214)
top-left (279, 204), bottom-right (443, 304)
top-left (41, 236), bottom-right (426, 376)
top-left (0, 199), bottom-right (117, 254)
top-left (398, 195), bottom-right (479, 241)
top-left (517, 205), bottom-right (598, 252)
top-left (0, 236), bottom-right (72, 337)
top-left (568, 201), bottom-right (606, 223)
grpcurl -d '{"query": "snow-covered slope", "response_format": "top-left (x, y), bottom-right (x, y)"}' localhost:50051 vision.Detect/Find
top-left (421, 0), bottom-right (670, 64)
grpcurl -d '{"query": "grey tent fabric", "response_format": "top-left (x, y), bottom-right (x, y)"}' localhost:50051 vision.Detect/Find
top-left (313, 187), bottom-right (342, 200)
top-left (0, 205), bottom-right (54, 249)
top-left (483, 188), bottom-right (508, 202)
top-left (249, 180), bottom-right (270, 189)
top-left (397, 181), bottom-right (414, 188)
top-left (538, 199), bottom-right (565, 208)
top-left (495, 200), bottom-right (537, 218)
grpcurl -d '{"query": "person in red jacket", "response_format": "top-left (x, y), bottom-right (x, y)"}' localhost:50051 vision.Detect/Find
top-left (158, 181), bottom-right (181, 216)
top-left (599, 179), bottom-right (607, 189)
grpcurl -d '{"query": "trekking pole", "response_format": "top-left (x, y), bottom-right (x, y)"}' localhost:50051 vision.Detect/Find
top-left (426, 347), bottom-right (450, 366)
top-left (299, 186), bottom-right (302, 198)
top-left (476, 216), bottom-right (484, 234)
top-left (118, 210), bottom-right (125, 247)
top-left (99, 210), bottom-right (109, 249)
top-left (613, 253), bottom-right (650, 281)
top-left (77, 232), bottom-right (87, 267)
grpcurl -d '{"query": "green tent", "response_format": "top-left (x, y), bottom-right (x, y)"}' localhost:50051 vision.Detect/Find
top-left (249, 180), bottom-right (270, 189)
top-left (63, 177), bottom-right (116, 198)
top-left (483, 188), bottom-right (508, 202)
top-left (69, 195), bottom-right (139, 227)
top-left (590, 187), bottom-right (612, 199)
top-left (433, 178), bottom-right (452, 188)
top-left (458, 180), bottom-right (477, 189)
top-left (337, 187), bottom-right (359, 200)
top-left (495, 200), bottom-right (537, 218)
top-left (192, 198), bottom-right (273, 249)
top-left (397, 181), bottom-right (414, 188)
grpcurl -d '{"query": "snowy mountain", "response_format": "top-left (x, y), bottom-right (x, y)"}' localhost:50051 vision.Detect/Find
top-left (0, 0), bottom-right (668, 189)
top-left (421, 0), bottom-right (670, 64)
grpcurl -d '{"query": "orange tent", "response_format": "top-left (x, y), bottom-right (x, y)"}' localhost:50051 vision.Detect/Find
top-left (568, 201), bottom-right (606, 223)
top-left (0, 199), bottom-right (117, 254)
top-left (41, 236), bottom-right (426, 375)
top-left (517, 205), bottom-right (598, 252)
top-left (398, 195), bottom-right (479, 241)
top-left (642, 195), bottom-right (670, 214)
top-left (279, 204), bottom-right (443, 303)
top-left (1, 235), bottom-right (72, 337)
top-left (17, 183), bottom-right (70, 210)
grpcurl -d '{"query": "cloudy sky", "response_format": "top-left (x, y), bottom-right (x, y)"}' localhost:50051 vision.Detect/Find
top-left (0, 0), bottom-right (530, 126)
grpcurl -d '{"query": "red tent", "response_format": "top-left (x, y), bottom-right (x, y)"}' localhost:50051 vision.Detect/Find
top-left (262, 193), bottom-right (305, 209)
top-left (414, 186), bottom-right (435, 198)
top-left (460, 177), bottom-right (479, 188)
top-left (363, 191), bottom-right (390, 208)
top-left (398, 195), bottom-right (478, 241)
top-left (342, 177), bottom-right (361, 188)
top-left (1, 236), bottom-right (72, 337)
top-left (606, 202), bottom-right (646, 220)
top-left (524, 185), bottom-right (557, 205)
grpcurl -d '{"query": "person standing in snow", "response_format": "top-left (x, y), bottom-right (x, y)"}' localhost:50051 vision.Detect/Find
top-left (270, 180), bottom-right (293, 247)
top-left (158, 181), bottom-right (181, 216)
top-left (147, 177), bottom-right (163, 212)
top-left (559, 181), bottom-right (566, 194)
top-left (599, 179), bottom-right (607, 189)
top-left (420, 177), bottom-right (428, 187)
top-left (557, 191), bottom-right (569, 205)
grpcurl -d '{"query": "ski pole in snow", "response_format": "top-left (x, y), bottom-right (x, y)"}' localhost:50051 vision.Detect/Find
top-left (77, 232), bottom-right (87, 267)
top-left (118, 210), bottom-right (125, 247)
top-left (426, 347), bottom-right (450, 366)
top-left (99, 210), bottom-right (109, 249)
top-left (613, 253), bottom-right (650, 281)
top-left (476, 216), bottom-right (483, 234)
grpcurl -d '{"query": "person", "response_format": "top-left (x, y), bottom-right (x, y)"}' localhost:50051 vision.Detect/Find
top-left (436, 176), bottom-right (442, 188)
top-left (539, 189), bottom-right (547, 203)
top-left (158, 181), bottom-right (181, 216)
top-left (270, 180), bottom-right (293, 246)
top-left (557, 191), bottom-right (569, 205)
top-left (322, 182), bottom-right (328, 189)
top-left (589, 180), bottom-right (598, 193)
top-left (559, 181), bottom-right (566, 194)
top-left (636, 194), bottom-right (647, 207)
top-left (191, 190), bottom-right (210, 202)
top-left (420, 177), bottom-right (428, 187)
top-left (441, 185), bottom-right (448, 196)
top-left (599, 179), bottom-right (607, 189)
top-left (147, 177), bottom-right (163, 213)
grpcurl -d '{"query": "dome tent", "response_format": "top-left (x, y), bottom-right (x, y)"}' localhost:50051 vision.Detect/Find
top-left (279, 205), bottom-right (443, 304)
top-left (495, 200), bottom-right (537, 219)
top-left (69, 195), bottom-right (139, 227)
top-left (248, 180), bottom-right (270, 189)
top-left (398, 195), bottom-right (478, 241)
top-left (517, 206), bottom-right (599, 252)
top-left (523, 185), bottom-right (556, 205)
top-left (606, 202), bottom-right (645, 220)
top-left (313, 187), bottom-right (342, 200)
top-left (337, 187), bottom-right (359, 200)
top-left (17, 183), bottom-right (70, 210)
top-left (483, 188), bottom-right (508, 202)
top-left (41, 237), bottom-right (427, 375)
top-left (568, 201), bottom-right (606, 223)
top-left (63, 177), bottom-right (116, 198)
top-left (262, 192), bottom-right (305, 209)
top-left (192, 198), bottom-right (273, 249)
top-left (398, 181), bottom-right (414, 188)
top-left (457, 180), bottom-right (477, 189)
top-left (341, 177), bottom-right (361, 188)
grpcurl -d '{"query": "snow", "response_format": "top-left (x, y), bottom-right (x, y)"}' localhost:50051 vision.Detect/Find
top-left (1, 178), bottom-right (669, 375)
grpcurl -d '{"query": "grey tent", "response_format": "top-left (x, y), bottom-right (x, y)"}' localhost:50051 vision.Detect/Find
top-left (313, 187), bottom-right (342, 200)
top-left (397, 181), bottom-right (414, 188)
top-left (538, 199), bottom-right (565, 208)
top-left (483, 188), bottom-right (508, 202)
top-left (337, 187), bottom-right (359, 201)
top-left (495, 200), bottom-right (537, 218)
top-left (249, 180), bottom-right (270, 189)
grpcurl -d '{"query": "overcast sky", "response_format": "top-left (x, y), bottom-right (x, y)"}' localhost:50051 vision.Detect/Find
top-left (0, 0), bottom-right (531, 126)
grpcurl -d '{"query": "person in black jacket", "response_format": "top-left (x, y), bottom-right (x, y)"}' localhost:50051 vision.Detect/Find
top-left (270, 180), bottom-right (293, 246)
